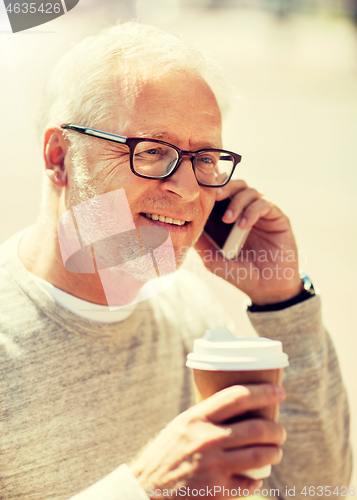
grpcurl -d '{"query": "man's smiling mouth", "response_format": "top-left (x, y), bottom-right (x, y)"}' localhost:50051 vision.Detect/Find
top-left (141, 213), bottom-right (187, 226)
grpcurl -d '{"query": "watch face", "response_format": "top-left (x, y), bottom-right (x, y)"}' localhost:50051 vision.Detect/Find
top-left (300, 272), bottom-right (315, 294)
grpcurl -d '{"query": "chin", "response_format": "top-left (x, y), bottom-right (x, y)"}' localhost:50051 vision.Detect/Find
top-left (172, 243), bottom-right (191, 268)
top-left (106, 239), bottom-right (186, 283)
top-left (152, 241), bottom-right (183, 275)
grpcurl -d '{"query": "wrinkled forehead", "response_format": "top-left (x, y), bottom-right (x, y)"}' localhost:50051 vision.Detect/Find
top-left (110, 68), bottom-right (222, 144)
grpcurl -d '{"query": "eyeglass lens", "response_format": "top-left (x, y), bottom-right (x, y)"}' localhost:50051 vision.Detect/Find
top-left (133, 141), bottom-right (234, 186)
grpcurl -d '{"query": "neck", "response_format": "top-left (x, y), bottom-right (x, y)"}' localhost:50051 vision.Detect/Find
top-left (19, 218), bottom-right (145, 306)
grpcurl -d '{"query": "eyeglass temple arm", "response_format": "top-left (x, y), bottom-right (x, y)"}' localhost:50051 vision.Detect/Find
top-left (61, 124), bottom-right (128, 145)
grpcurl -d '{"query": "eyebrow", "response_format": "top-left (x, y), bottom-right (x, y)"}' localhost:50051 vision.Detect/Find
top-left (133, 130), bottom-right (221, 149)
top-left (135, 131), bottom-right (166, 140)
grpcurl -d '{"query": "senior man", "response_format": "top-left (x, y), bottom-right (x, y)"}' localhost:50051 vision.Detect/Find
top-left (0, 22), bottom-right (351, 500)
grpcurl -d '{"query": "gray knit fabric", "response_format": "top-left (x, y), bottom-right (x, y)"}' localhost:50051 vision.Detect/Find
top-left (0, 234), bottom-right (352, 499)
top-left (247, 300), bottom-right (352, 497)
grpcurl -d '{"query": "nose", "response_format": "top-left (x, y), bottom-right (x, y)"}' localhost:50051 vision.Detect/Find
top-left (161, 156), bottom-right (200, 201)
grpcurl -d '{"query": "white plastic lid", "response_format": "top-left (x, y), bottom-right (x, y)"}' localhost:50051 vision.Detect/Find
top-left (186, 329), bottom-right (289, 371)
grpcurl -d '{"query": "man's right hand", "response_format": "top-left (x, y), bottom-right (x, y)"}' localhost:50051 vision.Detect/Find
top-left (130, 383), bottom-right (287, 499)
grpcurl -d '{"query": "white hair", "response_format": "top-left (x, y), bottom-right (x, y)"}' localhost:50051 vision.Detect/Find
top-left (37, 22), bottom-right (228, 140)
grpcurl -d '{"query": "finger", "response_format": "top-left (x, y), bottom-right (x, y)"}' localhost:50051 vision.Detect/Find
top-left (225, 476), bottom-right (264, 497)
top-left (222, 188), bottom-right (263, 223)
top-left (195, 384), bottom-right (286, 423)
top-left (225, 444), bottom-right (283, 475)
top-left (215, 179), bottom-right (248, 202)
top-left (222, 419), bottom-right (287, 449)
top-left (237, 197), bottom-right (276, 229)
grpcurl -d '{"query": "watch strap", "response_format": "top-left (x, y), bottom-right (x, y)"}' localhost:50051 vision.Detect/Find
top-left (248, 271), bottom-right (316, 312)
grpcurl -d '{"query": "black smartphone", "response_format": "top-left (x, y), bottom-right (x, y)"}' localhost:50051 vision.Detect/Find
top-left (203, 198), bottom-right (251, 260)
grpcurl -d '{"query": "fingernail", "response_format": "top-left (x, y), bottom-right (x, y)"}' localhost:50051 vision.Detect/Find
top-left (239, 217), bottom-right (247, 227)
top-left (224, 209), bottom-right (233, 220)
top-left (282, 427), bottom-right (287, 442)
top-left (275, 386), bottom-right (285, 398)
top-left (216, 188), bottom-right (223, 196)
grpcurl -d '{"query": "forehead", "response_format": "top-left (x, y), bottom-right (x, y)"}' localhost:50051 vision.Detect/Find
top-left (115, 70), bottom-right (222, 149)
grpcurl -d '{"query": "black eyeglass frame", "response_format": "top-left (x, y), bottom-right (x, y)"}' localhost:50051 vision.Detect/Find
top-left (61, 124), bottom-right (242, 188)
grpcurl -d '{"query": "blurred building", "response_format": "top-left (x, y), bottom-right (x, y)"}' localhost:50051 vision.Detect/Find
top-left (181, 0), bottom-right (357, 20)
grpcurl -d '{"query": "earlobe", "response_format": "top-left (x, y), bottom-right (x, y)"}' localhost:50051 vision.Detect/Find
top-left (44, 127), bottom-right (68, 187)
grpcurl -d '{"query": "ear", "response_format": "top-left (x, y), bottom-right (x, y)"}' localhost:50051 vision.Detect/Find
top-left (43, 127), bottom-right (68, 187)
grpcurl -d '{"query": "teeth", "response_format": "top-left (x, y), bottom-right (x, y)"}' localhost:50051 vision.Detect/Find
top-left (142, 213), bottom-right (186, 226)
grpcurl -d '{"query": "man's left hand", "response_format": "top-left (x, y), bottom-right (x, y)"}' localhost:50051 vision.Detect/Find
top-left (195, 180), bottom-right (303, 306)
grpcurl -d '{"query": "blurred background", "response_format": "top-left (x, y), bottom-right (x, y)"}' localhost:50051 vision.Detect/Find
top-left (1, 0), bottom-right (356, 492)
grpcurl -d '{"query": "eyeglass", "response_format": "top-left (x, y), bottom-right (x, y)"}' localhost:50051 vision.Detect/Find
top-left (61, 124), bottom-right (242, 188)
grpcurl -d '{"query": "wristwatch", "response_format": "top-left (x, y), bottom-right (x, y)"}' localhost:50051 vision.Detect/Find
top-left (248, 271), bottom-right (316, 312)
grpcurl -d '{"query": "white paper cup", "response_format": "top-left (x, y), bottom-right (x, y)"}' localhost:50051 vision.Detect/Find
top-left (186, 329), bottom-right (289, 480)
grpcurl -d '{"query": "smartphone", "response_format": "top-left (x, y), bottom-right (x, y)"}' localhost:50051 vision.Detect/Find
top-left (203, 198), bottom-right (251, 260)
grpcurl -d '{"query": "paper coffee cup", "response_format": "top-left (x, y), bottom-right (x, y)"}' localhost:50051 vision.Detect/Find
top-left (186, 329), bottom-right (289, 480)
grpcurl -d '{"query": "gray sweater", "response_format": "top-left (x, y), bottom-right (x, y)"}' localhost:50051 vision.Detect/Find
top-left (0, 234), bottom-right (352, 499)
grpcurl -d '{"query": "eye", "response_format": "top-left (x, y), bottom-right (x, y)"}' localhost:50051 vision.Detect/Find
top-left (145, 148), bottom-right (161, 155)
top-left (196, 153), bottom-right (218, 169)
top-left (200, 156), bottom-right (215, 164)
top-left (135, 147), bottom-right (163, 157)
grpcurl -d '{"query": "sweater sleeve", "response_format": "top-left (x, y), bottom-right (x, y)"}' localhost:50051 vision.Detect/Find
top-left (68, 464), bottom-right (148, 500)
top-left (247, 295), bottom-right (352, 500)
